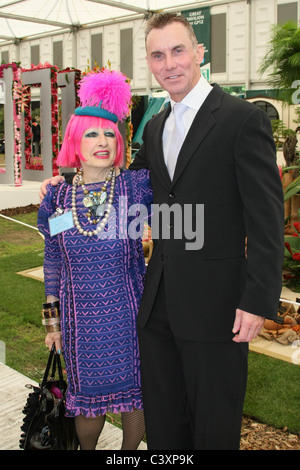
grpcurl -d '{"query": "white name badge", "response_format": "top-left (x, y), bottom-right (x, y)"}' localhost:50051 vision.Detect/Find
top-left (49, 209), bottom-right (74, 237)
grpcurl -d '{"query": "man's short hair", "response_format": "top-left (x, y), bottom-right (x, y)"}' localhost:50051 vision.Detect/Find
top-left (145, 13), bottom-right (198, 48)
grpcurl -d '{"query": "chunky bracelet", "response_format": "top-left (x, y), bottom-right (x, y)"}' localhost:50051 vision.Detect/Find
top-left (42, 301), bottom-right (60, 320)
top-left (42, 301), bottom-right (61, 332)
top-left (42, 318), bottom-right (61, 333)
top-left (44, 322), bottom-right (61, 333)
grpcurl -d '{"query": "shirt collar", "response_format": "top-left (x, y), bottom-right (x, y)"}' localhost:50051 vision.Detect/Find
top-left (170, 74), bottom-right (212, 112)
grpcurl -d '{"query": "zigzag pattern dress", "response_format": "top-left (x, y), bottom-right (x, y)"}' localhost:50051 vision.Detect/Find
top-left (38, 169), bottom-right (153, 417)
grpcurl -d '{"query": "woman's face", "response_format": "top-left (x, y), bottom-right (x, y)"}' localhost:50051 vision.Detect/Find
top-left (80, 126), bottom-right (117, 170)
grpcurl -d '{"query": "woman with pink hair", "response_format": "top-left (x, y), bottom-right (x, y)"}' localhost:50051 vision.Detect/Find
top-left (38, 70), bottom-right (152, 450)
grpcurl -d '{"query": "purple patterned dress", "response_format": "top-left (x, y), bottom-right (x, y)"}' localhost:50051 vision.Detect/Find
top-left (38, 169), bottom-right (152, 417)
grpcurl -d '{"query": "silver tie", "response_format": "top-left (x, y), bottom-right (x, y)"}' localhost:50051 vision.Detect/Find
top-left (166, 103), bottom-right (187, 180)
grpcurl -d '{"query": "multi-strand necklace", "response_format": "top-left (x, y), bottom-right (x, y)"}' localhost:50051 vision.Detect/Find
top-left (71, 167), bottom-right (116, 237)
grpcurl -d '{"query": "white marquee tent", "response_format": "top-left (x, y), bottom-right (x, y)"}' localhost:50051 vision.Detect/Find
top-left (0, 0), bottom-right (211, 45)
top-left (1, 0), bottom-right (217, 186)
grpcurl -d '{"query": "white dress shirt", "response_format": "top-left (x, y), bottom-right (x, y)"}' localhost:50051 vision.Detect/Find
top-left (163, 75), bottom-right (213, 167)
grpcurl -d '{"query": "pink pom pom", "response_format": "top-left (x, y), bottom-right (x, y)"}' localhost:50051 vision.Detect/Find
top-left (78, 69), bottom-right (131, 122)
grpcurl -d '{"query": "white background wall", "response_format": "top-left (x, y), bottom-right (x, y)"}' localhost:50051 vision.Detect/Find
top-left (1, 0), bottom-right (299, 95)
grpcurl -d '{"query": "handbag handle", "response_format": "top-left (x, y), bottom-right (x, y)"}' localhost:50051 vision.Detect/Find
top-left (41, 344), bottom-right (64, 389)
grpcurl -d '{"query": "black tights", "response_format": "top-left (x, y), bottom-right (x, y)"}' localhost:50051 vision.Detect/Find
top-left (74, 409), bottom-right (145, 450)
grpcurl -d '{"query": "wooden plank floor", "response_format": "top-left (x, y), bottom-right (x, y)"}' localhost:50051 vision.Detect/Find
top-left (0, 362), bottom-right (146, 451)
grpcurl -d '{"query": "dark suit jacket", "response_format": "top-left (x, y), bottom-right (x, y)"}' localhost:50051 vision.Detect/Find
top-left (130, 84), bottom-right (284, 342)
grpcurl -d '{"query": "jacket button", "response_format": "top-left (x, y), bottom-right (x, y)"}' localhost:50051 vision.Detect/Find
top-left (169, 192), bottom-right (175, 199)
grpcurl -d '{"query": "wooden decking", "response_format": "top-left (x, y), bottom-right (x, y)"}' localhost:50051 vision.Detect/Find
top-left (0, 362), bottom-right (146, 451)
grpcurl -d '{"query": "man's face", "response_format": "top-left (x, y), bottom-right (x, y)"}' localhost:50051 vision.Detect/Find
top-left (146, 22), bottom-right (204, 102)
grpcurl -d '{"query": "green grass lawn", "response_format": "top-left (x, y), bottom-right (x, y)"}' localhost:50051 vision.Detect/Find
top-left (0, 209), bottom-right (300, 436)
top-left (0, 211), bottom-right (48, 377)
top-left (245, 352), bottom-right (300, 433)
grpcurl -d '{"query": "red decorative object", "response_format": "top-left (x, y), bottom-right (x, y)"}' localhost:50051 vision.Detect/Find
top-left (0, 62), bottom-right (23, 185)
top-left (0, 63), bottom-right (81, 184)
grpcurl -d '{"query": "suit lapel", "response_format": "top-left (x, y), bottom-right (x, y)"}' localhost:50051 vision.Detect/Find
top-left (172, 84), bottom-right (224, 187)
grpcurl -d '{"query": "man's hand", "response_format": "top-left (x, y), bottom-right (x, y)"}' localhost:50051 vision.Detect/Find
top-left (232, 309), bottom-right (264, 343)
top-left (39, 175), bottom-right (65, 202)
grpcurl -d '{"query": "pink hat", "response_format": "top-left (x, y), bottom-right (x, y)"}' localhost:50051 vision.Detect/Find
top-left (75, 68), bottom-right (131, 123)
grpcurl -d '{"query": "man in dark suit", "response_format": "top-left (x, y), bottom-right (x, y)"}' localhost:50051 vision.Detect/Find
top-left (129, 13), bottom-right (284, 450)
top-left (39, 12), bottom-right (284, 450)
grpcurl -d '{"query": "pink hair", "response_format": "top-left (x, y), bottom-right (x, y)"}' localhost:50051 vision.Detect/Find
top-left (57, 115), bottom-right (125, 168)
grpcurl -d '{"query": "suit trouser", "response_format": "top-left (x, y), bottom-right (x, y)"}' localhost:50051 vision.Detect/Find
top-left (137, 275), bottom-right (248, 450)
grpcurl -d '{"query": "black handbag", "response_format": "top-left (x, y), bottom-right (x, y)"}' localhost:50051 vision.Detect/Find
top-left (19, 345), bottom-right (78, 450)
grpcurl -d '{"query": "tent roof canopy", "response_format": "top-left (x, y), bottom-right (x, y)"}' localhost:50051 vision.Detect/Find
top-left (0, 0), bottom-right (207, 45)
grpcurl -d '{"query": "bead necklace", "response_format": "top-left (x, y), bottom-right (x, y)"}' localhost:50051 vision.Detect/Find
top-left (71, 167), bottom-right (116, 237)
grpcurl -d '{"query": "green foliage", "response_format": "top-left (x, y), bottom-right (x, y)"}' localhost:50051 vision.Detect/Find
top-left (283, 174), bottom-right (300, 201)
top-left (283, 223), bottom-right (300, 290)
top-left (259, 21), bottom-right (300, 104)
top-left (271, 119), bottom-right (292, 149)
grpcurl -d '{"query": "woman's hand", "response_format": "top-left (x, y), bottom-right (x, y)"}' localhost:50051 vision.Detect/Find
top-left (45, 331), bottom-right (62, 354)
